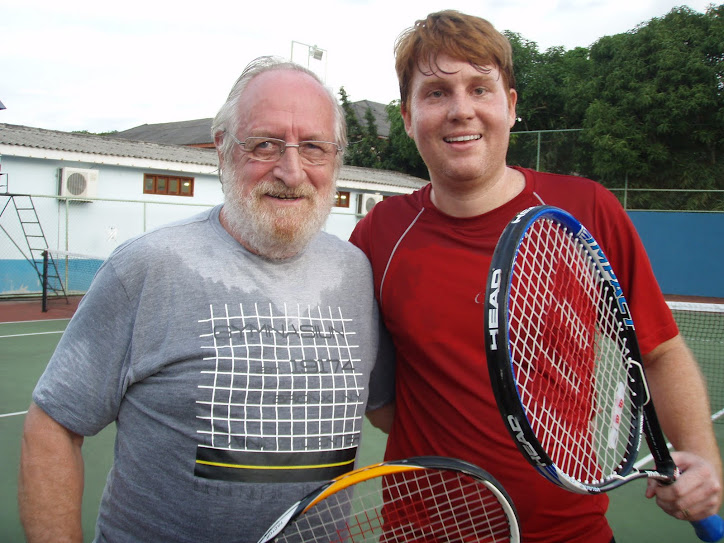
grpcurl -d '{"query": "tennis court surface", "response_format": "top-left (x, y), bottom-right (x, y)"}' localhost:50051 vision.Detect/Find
top-left (2, 296), bottom-right (723, 542)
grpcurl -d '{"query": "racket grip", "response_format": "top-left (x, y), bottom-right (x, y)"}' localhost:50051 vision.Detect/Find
top-left (692, 514), bottom-right (724, 542)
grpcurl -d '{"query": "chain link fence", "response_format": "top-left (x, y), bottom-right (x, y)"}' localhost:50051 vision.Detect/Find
top-left (509, 130), bottom-right (724, 212)
top-left (0, 195), bottom-right (216, 297)
top-left (0, 194), bottom-right (362, 298)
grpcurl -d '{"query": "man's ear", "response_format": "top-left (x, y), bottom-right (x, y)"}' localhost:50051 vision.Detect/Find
top-left (214, 132), bottom-right (226, 167)
top-left (508, 88), bottom-right (518, 129)
top-left (401, 102), bottom-right (414, 139)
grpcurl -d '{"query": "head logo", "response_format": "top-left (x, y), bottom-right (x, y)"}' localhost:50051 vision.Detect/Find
top-left (487, 268), bottom-right (502, 350)
top-left (507, 415), bottom-right (547, 468)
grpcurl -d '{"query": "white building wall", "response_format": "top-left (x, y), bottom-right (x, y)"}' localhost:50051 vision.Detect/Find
top-left (1, 155), bottom-right (223, 258)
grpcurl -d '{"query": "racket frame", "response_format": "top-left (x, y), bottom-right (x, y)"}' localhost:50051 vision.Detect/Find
top-left (257, 455), bottom-right (521, 542)
top-left (485, 205), bottom-right (674, 494)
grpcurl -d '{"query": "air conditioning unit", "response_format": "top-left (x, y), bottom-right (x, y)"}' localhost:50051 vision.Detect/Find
top-left (357, 193), bottom-right (383, 216)
top-left (59, 167), bottom-right (99, 200)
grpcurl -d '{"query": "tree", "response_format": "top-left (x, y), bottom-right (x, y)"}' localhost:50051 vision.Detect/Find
top-left (338, 87), bottom-right (379, 167)
top-left (380, 101), bottom-right (428, 179)
top-left (505, 32), bottom-right (594, 176)
top-left (506, 31), bottom-right (591, 132)
top-left (337, 86), bottom-right (426, 177)
top-left (583, 5), bottom-right (724, 208)
top-left (357, 106), bottom-right (386, 168)
top-left (504, 5), bottom-right (724, 209)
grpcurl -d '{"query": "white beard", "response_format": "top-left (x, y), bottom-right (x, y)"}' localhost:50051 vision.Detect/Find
top-left (219, 165), bottom-right (335, 260)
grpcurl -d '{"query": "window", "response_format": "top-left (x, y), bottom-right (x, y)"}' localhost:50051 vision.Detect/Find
top-left (334, 191), bottom-right (350, 208)
top-left (144, 174), bottom-right (194, 197)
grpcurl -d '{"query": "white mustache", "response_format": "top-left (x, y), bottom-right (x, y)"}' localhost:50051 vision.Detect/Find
top-left (253, 181), bottom-right (315, 200)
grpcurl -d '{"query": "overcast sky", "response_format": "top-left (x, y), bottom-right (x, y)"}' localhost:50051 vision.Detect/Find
top-left (0, 0), bottom-right (714, 133)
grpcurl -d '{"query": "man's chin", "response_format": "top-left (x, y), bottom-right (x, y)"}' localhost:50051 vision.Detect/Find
top-left (267, 221), bottom-right (308, 244)
top-left (251, 221), bottom-right (319, 260)
top-left (223, 208), bottom-right (322, 259)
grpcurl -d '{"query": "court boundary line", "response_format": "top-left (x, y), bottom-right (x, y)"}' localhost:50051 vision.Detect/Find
top-left (0, 411), bottom-right (28, 418)
top-left (0, 322), bottom-right (66, 417)
top-left (0, 318), bottom-right (71, 325)
top-left (1, 331), bottom-right (65, 339)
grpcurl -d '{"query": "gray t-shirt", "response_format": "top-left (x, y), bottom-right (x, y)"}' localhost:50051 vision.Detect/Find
top-left (33, 205), bottom-right (394, 543)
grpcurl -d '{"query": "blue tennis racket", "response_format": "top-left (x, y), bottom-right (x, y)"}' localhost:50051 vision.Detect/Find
top-left (484, 205), bottom-right (724, 542)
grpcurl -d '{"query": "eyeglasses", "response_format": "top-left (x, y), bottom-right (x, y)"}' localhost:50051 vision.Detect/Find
top-left (227, 134), bottom-right (342, 165)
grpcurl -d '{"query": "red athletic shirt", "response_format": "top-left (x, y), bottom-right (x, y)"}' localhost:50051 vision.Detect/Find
top-left (350, 167), bottom-right (679, 543)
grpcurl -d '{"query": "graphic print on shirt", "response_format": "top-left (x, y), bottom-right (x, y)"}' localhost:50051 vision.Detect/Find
top-left (194, 303), bottom-right (363, 483)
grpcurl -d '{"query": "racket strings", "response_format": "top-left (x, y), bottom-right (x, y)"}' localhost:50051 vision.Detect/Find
top-left (273, 468), bottom-right (516, 542)
top-left (508, 219), bottom-right (638, 486)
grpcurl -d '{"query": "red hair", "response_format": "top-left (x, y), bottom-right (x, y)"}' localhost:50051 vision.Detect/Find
top-left (394, 10), bottom-right (515, 108)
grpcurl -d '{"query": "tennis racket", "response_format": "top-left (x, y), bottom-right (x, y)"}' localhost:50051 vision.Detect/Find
top-left (483, 205), bottom-right (724, 542)
top-left (257, 456), bottom-right (520, 542)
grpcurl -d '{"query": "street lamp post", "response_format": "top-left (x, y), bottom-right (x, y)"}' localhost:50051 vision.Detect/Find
top-left (290, 41), bottom-right (328, 83)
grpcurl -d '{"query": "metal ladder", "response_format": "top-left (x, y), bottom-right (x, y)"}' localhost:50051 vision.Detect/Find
top-left (0, 194), bottom-right (67, 300)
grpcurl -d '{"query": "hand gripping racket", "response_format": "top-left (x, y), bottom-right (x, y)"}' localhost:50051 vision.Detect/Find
top-left (257, 456), bottom-right (520, 542)
top-left (483, 205), bottom-right (724, 542)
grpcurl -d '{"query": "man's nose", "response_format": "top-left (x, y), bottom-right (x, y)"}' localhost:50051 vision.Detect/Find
top-left (273, 146), bottom-right (305, 187)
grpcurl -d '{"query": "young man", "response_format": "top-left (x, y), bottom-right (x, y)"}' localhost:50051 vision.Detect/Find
top-left (352, 10), bottom-right (722, 542)
top-left (19, 57), bottom-right (393, 543)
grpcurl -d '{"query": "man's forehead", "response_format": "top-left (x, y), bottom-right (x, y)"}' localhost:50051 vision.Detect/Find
top-left (240, 71), bottom-right (330, 109)
top-left (236, 70), bottom-right (335, 135)
top-left (246, 69), bottom-right (322, 94)
top-left (415, 55), bottom-right (500, 80)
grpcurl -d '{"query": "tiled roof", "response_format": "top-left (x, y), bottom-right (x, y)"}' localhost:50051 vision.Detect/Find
top-left (349, 100), bottom-right (391, 137)
top-left (0, 123), bottom-right (218, 166)
top-left (114, 118), bottom-right (214, 146)
top-left (338, 165), bottom-right (425, 191)
top-left (113, 100), bottom-right (391, 146)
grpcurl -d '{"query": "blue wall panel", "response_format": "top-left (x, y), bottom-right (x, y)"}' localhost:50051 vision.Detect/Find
top-left (2, 212), bottom-right (722, 299)
top-left (628, 211), bottom-right (724, 299)
top-left (0, 260), bottom-right (42, 295)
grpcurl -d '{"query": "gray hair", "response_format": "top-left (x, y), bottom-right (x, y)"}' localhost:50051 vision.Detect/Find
top-left (211, 56), bottom-right (347, 170)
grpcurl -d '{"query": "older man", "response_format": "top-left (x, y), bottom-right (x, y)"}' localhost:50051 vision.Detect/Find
top-left (19, 57), bottom-right (393, 543)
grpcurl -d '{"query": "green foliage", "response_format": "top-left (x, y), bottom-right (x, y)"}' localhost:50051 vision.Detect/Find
top-left (338, 87), bottom-right (427, 178)
top-left (585, 6), bottom-right (724, 185)
top-left (357, 106), bottom-right (385, 168)
top-left (379, 102), bottom-right (428, 179)
top-left (339, 86), bottom-right (385, 168)
top-left (505, 31), bottom-right (596, 177)
top-left (339, 86), bottom-right (372, 167)
top-left (587, 5), bottom-right (723, 209)
top-left (506, 4), bottom-right (724, 210)
top-left (72, 130), bottom-right (118, 136)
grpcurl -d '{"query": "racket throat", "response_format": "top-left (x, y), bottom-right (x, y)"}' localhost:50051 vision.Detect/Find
top-left (642, 403), bottom-right (679, 482)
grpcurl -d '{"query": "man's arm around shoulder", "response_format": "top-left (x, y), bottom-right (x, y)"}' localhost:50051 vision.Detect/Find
top-left (367, 403), bottom-right (395, 434)
top-left (19, 402), bottom-right (85, 543)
